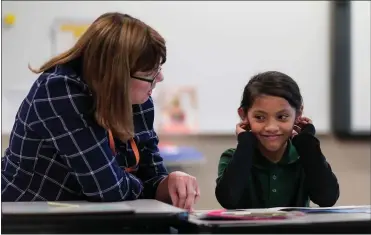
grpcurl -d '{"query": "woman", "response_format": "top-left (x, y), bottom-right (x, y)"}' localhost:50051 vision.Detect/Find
top-left (1, 12), bottom-right (200, 210)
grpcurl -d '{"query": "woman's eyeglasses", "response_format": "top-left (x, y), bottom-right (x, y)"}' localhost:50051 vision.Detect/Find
top-left (131, 67), bottom-right (162, 87)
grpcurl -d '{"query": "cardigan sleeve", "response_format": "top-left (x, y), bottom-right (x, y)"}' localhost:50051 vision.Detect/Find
top-left (292, 124), bottom-right (340, 207)
top-left (215, 131), bottom-right (257, 209)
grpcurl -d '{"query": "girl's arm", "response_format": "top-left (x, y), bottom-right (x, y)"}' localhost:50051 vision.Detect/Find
top-left (292, 124), bottom-right (340, 207)
top-left (215, 131), bottom-right (257, 209)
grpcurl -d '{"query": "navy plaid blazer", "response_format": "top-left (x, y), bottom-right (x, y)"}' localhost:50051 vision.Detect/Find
top-left (1, 63), bottom-right (169, 202)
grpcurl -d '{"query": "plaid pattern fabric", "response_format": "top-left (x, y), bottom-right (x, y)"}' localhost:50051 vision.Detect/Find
top-left (1, 64), bottom-right (168, 202)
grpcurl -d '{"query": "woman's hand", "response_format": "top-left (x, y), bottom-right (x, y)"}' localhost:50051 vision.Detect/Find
top-left (158, 171), bottom-right (200, 211)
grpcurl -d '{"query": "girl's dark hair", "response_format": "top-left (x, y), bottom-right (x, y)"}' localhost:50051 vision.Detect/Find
top-left (240, 71), bottom-right (303, 113)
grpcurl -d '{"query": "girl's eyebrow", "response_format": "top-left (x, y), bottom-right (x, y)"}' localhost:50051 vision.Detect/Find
top-left (276, 109), bottom-right (291, 114)
top-left (252, 109), bottom-right (290, 114)
top-left (252, 110), bottom-right (267, 114)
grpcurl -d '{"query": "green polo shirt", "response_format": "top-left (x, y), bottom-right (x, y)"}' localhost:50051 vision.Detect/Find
top-left (217, 140), bottom-right (310, 208)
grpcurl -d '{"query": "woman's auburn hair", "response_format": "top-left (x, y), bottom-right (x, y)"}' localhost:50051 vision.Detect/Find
top-left (29, 12), bottom-right (167, 142)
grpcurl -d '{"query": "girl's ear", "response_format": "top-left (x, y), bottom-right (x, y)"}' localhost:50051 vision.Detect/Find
top-left (238, 107), bottom-right (246, 120)
top-left (299, 105), bottom-right (304, 116)
top-left (296, 105), bottom-right (304, 122)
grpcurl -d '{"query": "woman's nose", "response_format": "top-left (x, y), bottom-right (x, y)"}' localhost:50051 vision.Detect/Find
top-left (156, 71), bottom-right (164, 83)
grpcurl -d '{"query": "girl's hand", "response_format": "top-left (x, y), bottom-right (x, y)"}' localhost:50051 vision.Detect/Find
top-left (236, 121), bottom-right (249, 136)
top-left (293, 117), bottom-right (314, 135)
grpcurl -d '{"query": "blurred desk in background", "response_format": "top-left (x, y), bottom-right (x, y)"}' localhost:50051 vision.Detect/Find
top-left (159, 144), bottom-right (205, 173)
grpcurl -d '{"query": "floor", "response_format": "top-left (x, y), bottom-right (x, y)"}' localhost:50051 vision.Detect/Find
top-left (2, 134), bottom-right (370, 209)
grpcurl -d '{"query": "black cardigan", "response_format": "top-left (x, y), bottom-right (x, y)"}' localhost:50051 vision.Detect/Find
top-left (215, 124), bottom-right (340, 209)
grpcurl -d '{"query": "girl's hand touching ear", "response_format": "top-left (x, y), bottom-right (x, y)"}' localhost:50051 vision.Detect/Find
top-left (294, 117), bottom-right (313, 132)
top-left (236, 121), bottom-right (249, 136)
top-left (293, 117), bottom-right (315, 136)
top-left (297, 117), bottom-right (312, 126)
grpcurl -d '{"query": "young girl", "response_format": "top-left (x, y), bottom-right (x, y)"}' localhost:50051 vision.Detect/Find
top-left (215, 71), bottom-right (339, 209)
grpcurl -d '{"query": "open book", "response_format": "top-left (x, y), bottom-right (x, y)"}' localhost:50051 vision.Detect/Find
top-left (193, 209), bottom-right (303, 221)
top-left (272, 205), bottom-right (371, 214)
top-left (193, 205), bottom-right (371, 221)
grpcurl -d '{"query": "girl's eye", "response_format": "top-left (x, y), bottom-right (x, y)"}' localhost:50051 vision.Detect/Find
top-left (278, 115), bottom-right (289, 120)
top-left (254, 116), bottom-right (265, 120)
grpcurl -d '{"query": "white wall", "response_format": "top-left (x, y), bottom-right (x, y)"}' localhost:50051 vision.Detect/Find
top-left (351, 1), bottom-right (371, 133)
top-left (2, 1), bottom-right (332, 134)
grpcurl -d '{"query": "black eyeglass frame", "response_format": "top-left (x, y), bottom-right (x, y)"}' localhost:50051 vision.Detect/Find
top-left (131, 67), bottom-right (162, 87)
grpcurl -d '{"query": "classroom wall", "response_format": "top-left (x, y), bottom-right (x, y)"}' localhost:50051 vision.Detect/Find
top-left (2, 1), bottom-right (370, 136)
top-left (350, 1), bottom-right (371, 133)
top-left (2, 1), bottom-right (333, 135)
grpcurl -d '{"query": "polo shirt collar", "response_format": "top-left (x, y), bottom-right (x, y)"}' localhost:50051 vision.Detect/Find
top-left (253, 139), bottom-right (299, 169)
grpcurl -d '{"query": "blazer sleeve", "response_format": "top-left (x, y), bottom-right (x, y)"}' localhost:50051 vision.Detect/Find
top-left (117, 97), bottom-right (169, 199)
top-left (134, 98), bottom-right (169, 199)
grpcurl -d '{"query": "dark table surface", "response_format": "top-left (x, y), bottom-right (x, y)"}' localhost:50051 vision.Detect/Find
top-left (2, 199), bottom-right (188, 234)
